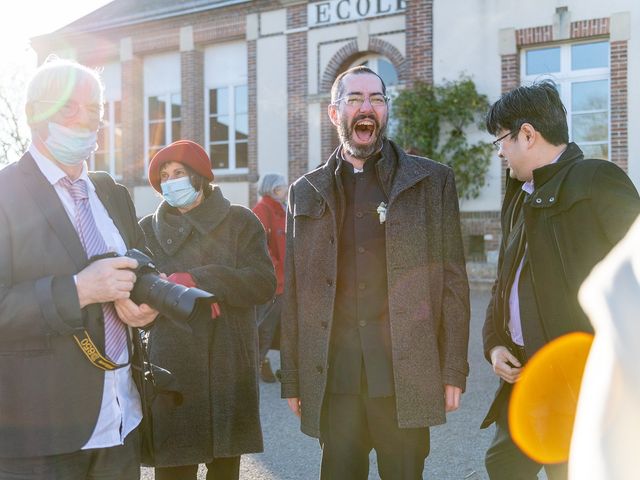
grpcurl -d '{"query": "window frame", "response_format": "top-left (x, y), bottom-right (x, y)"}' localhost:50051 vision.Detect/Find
top-left (204, 83), bottom-right (249, 174)
top-left (143, 91), bottom-right (182, 177)
top-left (90, 99), bottom-right (122, 179)
top-left (521, 40), bottom-right (610, 160)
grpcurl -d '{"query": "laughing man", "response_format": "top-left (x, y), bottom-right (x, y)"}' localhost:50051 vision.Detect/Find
top-left (279, 65), bottom-right (471, 479)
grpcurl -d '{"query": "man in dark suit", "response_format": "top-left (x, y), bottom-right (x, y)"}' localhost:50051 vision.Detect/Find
top-left (0, 57), bottom-right (157, 479)
top-left (280, 66), bottom-right (470, 479)
top-left (481, 80), bottom-right (640, 479)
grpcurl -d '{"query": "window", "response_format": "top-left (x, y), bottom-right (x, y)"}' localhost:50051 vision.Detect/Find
top-left (522, 41), bottom-right (610, 160)
top-left (206, 84), bottom-right (248, 171)
top-left (91, 100), bottom-right (122, 178)
top-left (146, 93), bottom-right (181, 162)
top-left (351, 55), bottom-right (400, 136)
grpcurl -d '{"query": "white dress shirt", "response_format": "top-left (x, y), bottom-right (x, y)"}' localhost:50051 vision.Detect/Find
top-left (30, 144), bottom-right (142, 449)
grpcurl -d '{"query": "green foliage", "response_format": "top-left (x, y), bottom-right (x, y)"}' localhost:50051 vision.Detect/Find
top-left (392, 77), bottom-right (493, 199)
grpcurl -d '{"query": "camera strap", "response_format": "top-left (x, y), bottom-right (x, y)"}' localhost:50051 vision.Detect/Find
top-left (73, 330), bottom-right (129, 371)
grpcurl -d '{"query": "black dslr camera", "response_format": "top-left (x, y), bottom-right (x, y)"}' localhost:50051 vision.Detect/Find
top-left (92, 248), bottom-right (216, 323)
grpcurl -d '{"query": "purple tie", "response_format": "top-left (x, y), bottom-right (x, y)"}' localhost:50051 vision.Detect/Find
top-left (60, 177), bottom-right (128, 362)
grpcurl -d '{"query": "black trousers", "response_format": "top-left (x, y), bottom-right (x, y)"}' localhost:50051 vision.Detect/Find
top-left (0, 429), bottom-right (140, 480)
top-left (154, 456), bottom-right (240, 480)
top-left (320, 392), bottom-right (430, 480)
top-left (485, 396), bottom-right (568, 480)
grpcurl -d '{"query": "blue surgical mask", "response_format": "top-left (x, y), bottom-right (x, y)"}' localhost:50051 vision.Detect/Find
top-left (161, 177), bottom-right (200, 208)
top-left (44, 122), bottom-right (98, 166)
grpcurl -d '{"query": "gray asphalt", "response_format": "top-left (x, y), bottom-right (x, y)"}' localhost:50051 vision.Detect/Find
top-left (142, 288), bottom-right (498, 479)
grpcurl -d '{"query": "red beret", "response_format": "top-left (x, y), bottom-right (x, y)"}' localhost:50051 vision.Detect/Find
top-left (148, 140), bottom-right (214, 192)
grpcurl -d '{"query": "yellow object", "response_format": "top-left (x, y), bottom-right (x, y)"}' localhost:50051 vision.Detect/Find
top-left (508, 332), bottom-right (594, 464)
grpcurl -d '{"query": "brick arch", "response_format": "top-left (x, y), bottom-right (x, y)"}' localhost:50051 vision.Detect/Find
top-left (319, 37), bottom-right (407, 93)
top-left (319, 37), bottom-right (406, 163)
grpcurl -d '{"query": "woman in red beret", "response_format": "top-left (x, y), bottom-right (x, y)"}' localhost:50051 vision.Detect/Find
top-left (139, 140), bottom-right (276, 480)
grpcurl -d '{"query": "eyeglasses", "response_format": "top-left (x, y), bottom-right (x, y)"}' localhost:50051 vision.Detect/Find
top-left (492, 130), bottom-right (517, 151)
top-left (333, 93), bottom-right (389, 108)
top-left (36, 100), bottom-right (103, 119)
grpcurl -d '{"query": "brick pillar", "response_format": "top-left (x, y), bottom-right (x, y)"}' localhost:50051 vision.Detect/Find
top-left (610, 40), bottom-right (628, 172)
top-left (500, 53), bottom-right (520, 194)
top-left (121, 56), bottom-right (144, 186)
top-left (321, 98), bottom-right (337, 164)
top-left (405, 0), bottom-right (433, 85)
top-left (287, 4), bottom-right (308, 183)
top-left (501, 54), bottom-right (519, 95)
top-left (248, 39), bottom-right (259, 205)
top-left (180, 49), bottom-right (204, 146)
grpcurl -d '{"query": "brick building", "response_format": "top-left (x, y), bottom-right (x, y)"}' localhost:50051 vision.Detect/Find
top-left (31, 0), bottom-right (639, 264)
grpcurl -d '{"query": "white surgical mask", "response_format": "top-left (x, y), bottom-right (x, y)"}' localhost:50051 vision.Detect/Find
top-left (44, 122), bottom-right (97, 166)
top-left (161, 177), bottom-right (200, 208)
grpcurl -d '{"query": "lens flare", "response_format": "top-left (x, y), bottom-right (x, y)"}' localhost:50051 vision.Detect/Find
top-left (508, 332), bottom-right (594, 464)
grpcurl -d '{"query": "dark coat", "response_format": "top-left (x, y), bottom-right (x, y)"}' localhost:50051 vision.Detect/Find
top-left (252, 195), bottom-right (286, 295)
top-left (279, 139), bottom-right (470, 438)
top-left (0, 153), bottom-right (146, 457)
top-left (139, 187), bottom-right (276, 465)
top-left (482, 143), bottom-right (640, 427)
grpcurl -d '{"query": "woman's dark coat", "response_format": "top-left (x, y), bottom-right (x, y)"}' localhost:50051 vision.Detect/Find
top-left (139, 187), bottom-right (276, 465)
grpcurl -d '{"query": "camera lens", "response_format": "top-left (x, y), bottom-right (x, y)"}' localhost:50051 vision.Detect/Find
top-left (125, 249), bottom-right (216, 323)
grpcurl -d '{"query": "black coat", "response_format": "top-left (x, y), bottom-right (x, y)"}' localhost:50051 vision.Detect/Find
top-left (0, 153), bottom-right (146, 457)
top-left (139, 187), bottom-right (276, 465)
top-left (482, 143), bottom-right (640, 427)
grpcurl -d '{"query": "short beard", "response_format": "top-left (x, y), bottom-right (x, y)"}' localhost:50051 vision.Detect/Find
top-left (338, 114), bottom-right (387, 160)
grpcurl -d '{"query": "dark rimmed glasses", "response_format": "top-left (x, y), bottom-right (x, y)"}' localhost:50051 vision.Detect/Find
top-left (492, 130), bottom-right (517, 151)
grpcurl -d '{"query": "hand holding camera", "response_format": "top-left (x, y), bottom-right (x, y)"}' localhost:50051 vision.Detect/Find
top-left (86, 249), bottom-right (217, 324)
top-left (76, 256), bottom-right (139, 308)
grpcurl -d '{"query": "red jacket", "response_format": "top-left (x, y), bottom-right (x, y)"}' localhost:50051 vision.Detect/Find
top-left (253, 195), bottom-right (286, 295)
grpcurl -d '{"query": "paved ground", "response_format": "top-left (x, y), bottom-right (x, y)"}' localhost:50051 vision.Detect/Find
top-left (142, 288), bottom-right (500, 479)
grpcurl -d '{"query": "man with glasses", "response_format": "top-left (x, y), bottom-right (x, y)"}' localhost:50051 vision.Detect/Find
top-left (0, 57), bottom-right (157, 479)
top-left (280, 65), bottom-right (470, 479)
top-left (481, 80), bottom-right (640, 479)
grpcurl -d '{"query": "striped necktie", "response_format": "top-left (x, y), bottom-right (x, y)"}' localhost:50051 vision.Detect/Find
top-left (59, 176), bottom-right (128, 362)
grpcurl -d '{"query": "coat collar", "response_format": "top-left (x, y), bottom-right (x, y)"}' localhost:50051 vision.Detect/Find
top-left (259, 195), bottom-right (286, 216)
top-left (151, 186), bottom-right (231, 255)
top-left (504, 143), bottom-right (584, 209)
top-left (302, 139), bottom-right (431, 211)
top-left (528, 142), bottom-right (583, 208)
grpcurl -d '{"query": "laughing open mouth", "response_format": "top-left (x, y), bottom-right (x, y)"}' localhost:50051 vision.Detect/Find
top-left (353, 118), bottom-right (376, 143)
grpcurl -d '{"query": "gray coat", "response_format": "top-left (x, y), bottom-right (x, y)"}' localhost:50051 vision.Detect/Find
top-left (280, 140), bottom-right (470, 438)
top-left (140, 187), bottom-right (276, 465)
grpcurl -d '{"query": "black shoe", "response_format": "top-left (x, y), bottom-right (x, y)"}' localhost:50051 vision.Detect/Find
top-left (260, 358), bottom-right (276, 383)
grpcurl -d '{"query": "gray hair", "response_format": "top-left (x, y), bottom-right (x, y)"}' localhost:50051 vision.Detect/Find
top-left (257, 173), bottom-right (287, 198)
top-left (26, 55), bottom-right (104, 125)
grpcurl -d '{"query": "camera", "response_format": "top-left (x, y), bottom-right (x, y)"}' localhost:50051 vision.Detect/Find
top-left (92, 248), bottom-right (217, 323)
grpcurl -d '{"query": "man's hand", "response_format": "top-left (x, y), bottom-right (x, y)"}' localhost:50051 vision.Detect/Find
top-left (444, 384), bottom-right (462, 412)
top-left (114, 298), bottom-right (158, 327)
top-left (287, 397), bottom-right (301, 418)
top-left (76, 257), bottom-right (138, 308)
top-left (490, 345), bottom-right (522, 384)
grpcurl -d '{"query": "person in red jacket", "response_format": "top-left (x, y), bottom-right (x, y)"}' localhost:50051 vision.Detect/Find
top-left (253, 173), bottom-right (288, 382)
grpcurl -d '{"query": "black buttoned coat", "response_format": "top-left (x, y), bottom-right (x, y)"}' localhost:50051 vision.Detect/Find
top-left (279, 139), bottom-right (470, 438)
top-left (139, 187), bottom-right (275, 465)
top-left (481, 143), bottom-right (640, 427)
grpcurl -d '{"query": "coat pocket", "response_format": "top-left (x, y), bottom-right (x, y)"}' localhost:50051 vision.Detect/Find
top-left (293, 196), bottom-right (326, 219)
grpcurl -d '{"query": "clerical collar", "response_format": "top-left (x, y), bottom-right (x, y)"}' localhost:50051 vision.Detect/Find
top-left (337, 147), bottom-right (383, 173)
